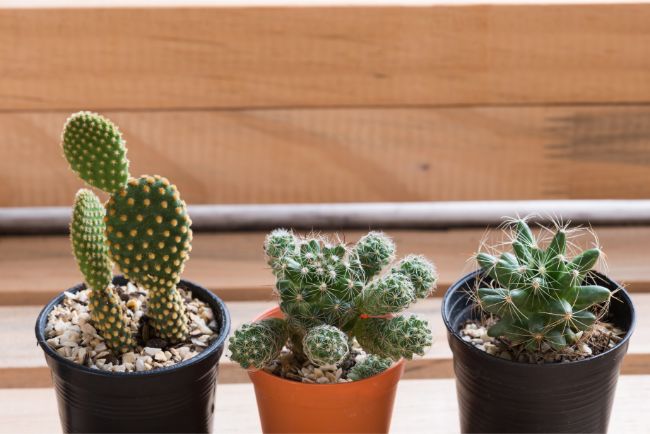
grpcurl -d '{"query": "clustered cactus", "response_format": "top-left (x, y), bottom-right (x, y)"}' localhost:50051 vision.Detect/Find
top-left (475, 219), bottom-right (611, 351)
top-left (63, 111), bottom-right (193, 353)
top-left (229, 230), bottom-right (436, 381)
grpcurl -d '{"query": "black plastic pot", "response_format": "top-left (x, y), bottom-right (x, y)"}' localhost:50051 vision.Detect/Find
top-left (443, 270), bottom-right (635, 434)
top-left (35, 276), bottom-right (231, 434)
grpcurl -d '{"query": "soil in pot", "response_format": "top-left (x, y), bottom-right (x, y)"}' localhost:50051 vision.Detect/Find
top-left (247, 307), bottom-right (405, 434)
top-left (443, 270), bottom-right (635, 434)
top-left (36, 277), bottom-right (231, 434)
top-left (44, 281), bottom-right (219, 372)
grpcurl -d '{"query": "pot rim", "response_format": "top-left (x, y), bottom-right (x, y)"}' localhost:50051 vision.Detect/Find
top-left (442, 269), bottom-right (636, 369)
top-left (34, 277), bottom-right (231, 378)
top-left (246, 306), bottom-right (405, 387)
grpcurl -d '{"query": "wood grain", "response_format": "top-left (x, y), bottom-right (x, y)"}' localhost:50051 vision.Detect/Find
top-left (4, 293), bottom-right (649, 388)
top-left (1, 376), bottom-right (649, 433)
top-left (2, 4), bottom-right (650, 110)
top-left (1, 227), bottom-right (649, 306)
top-left (3, 106), bottom-right (650, 206)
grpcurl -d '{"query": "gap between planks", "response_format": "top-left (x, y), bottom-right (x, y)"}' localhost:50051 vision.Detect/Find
top-left (2, 295), bottom-right (649, 389)
top-left (1, 376), bottom-right (649, 434)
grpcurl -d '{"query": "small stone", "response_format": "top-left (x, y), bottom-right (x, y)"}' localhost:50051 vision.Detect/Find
top-left (462, 336), bottom-right (471, 342)
top-left (313, 368), bottom-right (324, 378)
top-left (154, 351), bottom-right (168, 362)
top-left (316, 376), bottom-right (329, 384)
top-left (578, 343), bottom-right (593, 356)
top-left (144, 347), bottom-right (163, 356)
top-left (122, 352), bottom-right (136, 364)
top-left (135, 359), bottom-right (146, 372)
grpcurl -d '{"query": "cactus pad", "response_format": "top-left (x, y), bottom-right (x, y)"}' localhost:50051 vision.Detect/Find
top-left (70, 189), bottom-right (134, 353)
top-left (62, 112), bottom-right (129, 194)
top-left (302, 324), bottom-right (350, 366)
top-left (105, 175), bottom-right (192, 341)
top-left (229, 318), bottom-right (288, 369)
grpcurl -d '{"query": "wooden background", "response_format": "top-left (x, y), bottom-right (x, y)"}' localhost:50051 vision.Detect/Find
top-left (2, 4), bottom-right (650, 207)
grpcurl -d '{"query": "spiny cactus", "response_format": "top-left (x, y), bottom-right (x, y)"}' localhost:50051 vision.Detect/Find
top-left (354, 315), bottom-right (432, 360)
top-left (303, 325), bottom-right (350, 366)
top-left (475, 219), bottom-right (612, 351)
top-left (62, 111), bottom-right (193, 347)
top-left (229, 318), bottom-right (288, 369)
top-left (229, 229), bottom-right (436, 381)
top-left (348, 355), bottom-right (392, 381)
top-left (70, 189), bottom-right (134, 353)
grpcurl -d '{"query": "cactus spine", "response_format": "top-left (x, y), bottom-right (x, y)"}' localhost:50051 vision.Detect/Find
top-left (70, 189), bottom-right (134, 353)
top-left (229, 229), bottom-right (436, 381)
top-left (62, 111), bottom-right (193, 347)
top-left (475, 219), bottom-right (611, 351)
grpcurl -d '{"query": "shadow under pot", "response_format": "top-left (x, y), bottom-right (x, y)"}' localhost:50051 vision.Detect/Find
top-left (442, 270), bottom-right (635, 434)
top-left (35, 276), bottom-right (231, 434)
top-left (247, 307), bottom-right (405, 434)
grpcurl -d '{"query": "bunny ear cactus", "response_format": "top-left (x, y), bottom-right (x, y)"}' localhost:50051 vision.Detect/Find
top-left (62, 111), bottom-right (193, 344)
top-left (105, 175), bottom-right (192, 342)
top-left (475, 219), bottom-right (611, 351)
top-left (70, 189), bottom-right (134, 353)
top-left (229, 229), bottom-right (436, 381)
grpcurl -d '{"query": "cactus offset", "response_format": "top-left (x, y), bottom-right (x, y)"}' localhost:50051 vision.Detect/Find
top-left (475, 219), bottom-right (611, 351)
top-left (348, 355), bottom-right (392, 381)
top-left (229, 229), bottom-right (435, 381)
top-left (303, 325), bottom-right (350, 366)
top-left (62, 111), bottom-right (193, 345)
top-left (70, 189), bottom-right (134, 354)
top-left (229, 318), bottom-right (288, 369)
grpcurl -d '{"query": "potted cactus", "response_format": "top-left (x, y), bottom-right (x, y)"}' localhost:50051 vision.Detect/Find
top-left (229, 229), bottom-right (436, 433)
top-left (442, 218), bottom-right (636, 433)
top-left (34, 112), bottom-right (231, 433)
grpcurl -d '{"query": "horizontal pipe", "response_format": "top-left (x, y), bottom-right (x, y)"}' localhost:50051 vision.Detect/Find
top-left (1, 200), bottom-right (649, 235)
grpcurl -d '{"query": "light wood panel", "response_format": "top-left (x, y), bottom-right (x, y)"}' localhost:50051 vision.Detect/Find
top-left (3, 106), bottom-right (650, 206)
top-left (2, 376), bottom-right (649, 433)
top-left (1, 227), bottom-right (649, 306)
top-left (2, 4), bottom-right (650, 110)
top-left (4, 293), bottom-right (649, 388)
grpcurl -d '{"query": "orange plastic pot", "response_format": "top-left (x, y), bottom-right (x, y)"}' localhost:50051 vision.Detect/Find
top-left (247, 307), bottom-right (405, 433)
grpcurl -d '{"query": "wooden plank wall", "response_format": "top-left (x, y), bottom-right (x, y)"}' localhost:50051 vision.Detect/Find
top-left (1, 4), bottom-right (650, 206)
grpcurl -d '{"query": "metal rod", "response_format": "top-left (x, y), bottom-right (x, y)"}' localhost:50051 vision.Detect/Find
top-left (1, 200), bottom-right (650, 235)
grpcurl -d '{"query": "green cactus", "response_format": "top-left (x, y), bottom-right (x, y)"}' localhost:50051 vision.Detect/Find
top-left (62, 112), bottom-right (129, 194)
top-left (69, 189), bottom-right (134, 354)
top-left (303, 325), bottom-right (350, 366)
top-left (62, 112), bottom-right (193, 344)
top-left (353, 231), bottom-right (396, 282)
top-left (475, 219), bottom-right (612, 351)
top-left (229, 230), bottom-right (435, 381)
top-left (348, 355), bottom-right (392, 381)
top-left (229, 318), bottom-right (289, 369)
top-left (105, 175), bottom-right (192, 342)
top-left (354, 315), bottom-right (432, 360)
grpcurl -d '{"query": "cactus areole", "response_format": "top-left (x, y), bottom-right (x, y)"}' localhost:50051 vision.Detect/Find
top-left (229, 229), bottom-right (436, 381)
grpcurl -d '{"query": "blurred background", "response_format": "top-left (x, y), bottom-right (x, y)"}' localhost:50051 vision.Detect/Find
top-left (0, 1), bottom-right (649, 432)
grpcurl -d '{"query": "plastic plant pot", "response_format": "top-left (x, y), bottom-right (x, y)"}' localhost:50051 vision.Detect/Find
top-left (247, 306), bottom-right (405, 434)
top-left (35, 276), bottom-right (231, 434)
top-left (443, 270), bottom-right (635, 434)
